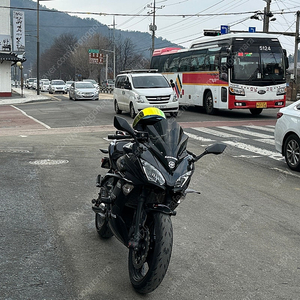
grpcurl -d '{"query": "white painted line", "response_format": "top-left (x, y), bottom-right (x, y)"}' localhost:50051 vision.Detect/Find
top-left (11, 105), bottom-right (51, 129)
top-left (186, 132), bottom-right (214, 142)
top-left (254, 138), bottom-right (275, 145)
top-left (243, 125), bottom-right (275, 133)
top-left (224, 140), bottom-right (283, 160)
top-left (271, 167), bottom-right (300, 178)
top-left (192, 127), bottom-right (246, 139)
top-left (219, 126), bottom-right (272, 139)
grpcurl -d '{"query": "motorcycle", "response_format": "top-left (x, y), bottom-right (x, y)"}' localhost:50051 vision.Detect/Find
top-left (92, 109), bottom-right (226, 294)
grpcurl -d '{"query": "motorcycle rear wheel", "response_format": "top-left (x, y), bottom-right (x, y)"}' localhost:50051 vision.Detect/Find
top-left (95, 206), bottom-right (113, 239)
top-left (128, 212), bottom-right (173, 294)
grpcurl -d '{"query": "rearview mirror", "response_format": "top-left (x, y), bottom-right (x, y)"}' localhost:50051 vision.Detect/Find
top-left (114, 116), bottom-right (135, 137)
top-left (205, 143), bottom-right (227, 155)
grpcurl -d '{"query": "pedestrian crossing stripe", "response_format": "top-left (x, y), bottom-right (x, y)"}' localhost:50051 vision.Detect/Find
top-left (193, 127), bottom-right (247, 139)
top-left (223, 141), bottom-right (282, 161)
top-left (186, 125), bottom-right (282, 161)
top-left (243, 125), bottom-right (275, 133)
top-left (218, 126), bottom-right (272, 139)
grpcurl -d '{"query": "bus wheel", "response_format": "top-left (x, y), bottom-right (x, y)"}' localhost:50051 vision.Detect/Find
top-left (204, 91), bottom-right (216, 115)
top-left (249, 108), bottom-right (263, 115)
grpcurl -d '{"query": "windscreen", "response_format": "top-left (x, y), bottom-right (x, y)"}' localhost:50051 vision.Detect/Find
top-left (132, 75), bottom-right (170, 88)
top-left (231, 38), bottom-right (285, 85)
top-left (144, 119), bottom-right (188, 160)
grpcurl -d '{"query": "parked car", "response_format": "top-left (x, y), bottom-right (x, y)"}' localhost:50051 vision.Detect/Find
top-left (26, 78), bottom-right (36, 89)
top-left (274, 99), bottom-right (300, 171)
top-left (101, 79), bottom-right (115, 90)
top-left (32, 79), bottom-right (38, 90)
top-left (40, 79), bottom-right (50, 92)
top-left (49, 79), bottom-right (67, 94)
top-left (83, 79), bottom-right (99, 91)
top-left (65, 81), bottom-right (75, 92)
top-left (113, 70), bottom-right (178, 118)
top-left (69, 81), bottom-right (99, 101)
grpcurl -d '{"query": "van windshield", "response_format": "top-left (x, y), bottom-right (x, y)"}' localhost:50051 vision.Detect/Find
top-left (132, 75), bottom-right (170, 88)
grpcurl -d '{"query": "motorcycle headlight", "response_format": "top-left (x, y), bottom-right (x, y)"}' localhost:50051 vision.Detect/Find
top-left (175, 171), bottom-right (192, 188)
top-left (141, 159), bottom-right (165, 185)
top-left (229, 85), bottom-right (245, 96)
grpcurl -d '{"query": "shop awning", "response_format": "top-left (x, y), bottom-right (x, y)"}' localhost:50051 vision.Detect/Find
top-left (0, 52), bottom-right (26, 64)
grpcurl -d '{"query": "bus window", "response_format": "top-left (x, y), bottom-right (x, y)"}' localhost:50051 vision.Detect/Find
top-left (190, 49), bottom-right (207, 71)
top-left (168, 56), bottom-right (180, 72)
top-left (178, 53), bottom-right (191, 72)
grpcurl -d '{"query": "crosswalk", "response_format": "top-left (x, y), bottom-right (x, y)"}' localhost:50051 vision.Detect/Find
top-left (185, 125), bottom-right (284, 162)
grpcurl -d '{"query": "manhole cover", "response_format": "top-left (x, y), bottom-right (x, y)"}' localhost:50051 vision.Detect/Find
top-left (29, 159), bottom-right (69, 165)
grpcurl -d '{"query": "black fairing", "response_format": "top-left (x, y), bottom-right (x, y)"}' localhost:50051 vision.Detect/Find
top-left (143, 119), bottom-right (189, 170)
top-left (120, 118), bottom-right (193, 189)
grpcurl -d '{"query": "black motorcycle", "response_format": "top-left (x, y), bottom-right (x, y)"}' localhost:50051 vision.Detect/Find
top-left (92, 113), bottom-right (226, 294)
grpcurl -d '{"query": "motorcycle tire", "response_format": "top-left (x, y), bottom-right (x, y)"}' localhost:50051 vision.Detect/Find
top-left (95, 210), bottom-right (113, 239)
top-left (128, 212), bottom-right (173, 294)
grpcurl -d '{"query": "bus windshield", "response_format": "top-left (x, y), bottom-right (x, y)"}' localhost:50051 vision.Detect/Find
top-left (232, 41), bottom-right (285, 85)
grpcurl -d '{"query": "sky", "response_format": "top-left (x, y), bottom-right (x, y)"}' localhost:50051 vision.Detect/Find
top-left (34, 0), bottom-right (300, 56)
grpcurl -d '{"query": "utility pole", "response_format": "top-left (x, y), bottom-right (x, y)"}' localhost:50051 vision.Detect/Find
top-left (148, 1), bottom-right (165, 55)
top-left (263, 0), bottom-right (271, 33)
top-left (149, 0), bottom-right (157, 55)
top-left (292, 11), bottom-right (300, 101)
top-left (113, 16), bottom-right (116, 79)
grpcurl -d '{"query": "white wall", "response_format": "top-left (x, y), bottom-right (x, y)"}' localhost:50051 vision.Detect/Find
top-left (0, 0), bottom-right (12, 96)
top-left (0, 0), bottom-right (10, 35)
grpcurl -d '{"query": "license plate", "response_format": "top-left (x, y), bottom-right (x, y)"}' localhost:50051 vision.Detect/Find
top-left (256, 102), bottom-right (267, 108)
top-left (155, 105), bottom-right (166, 109)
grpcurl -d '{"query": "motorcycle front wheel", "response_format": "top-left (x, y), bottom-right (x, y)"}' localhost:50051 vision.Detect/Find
top-left (128, 212), bottom-right (173, 294)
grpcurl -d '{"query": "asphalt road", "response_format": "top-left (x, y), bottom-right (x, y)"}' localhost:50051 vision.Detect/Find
top-left (1, 95), bottom-right (299, 300)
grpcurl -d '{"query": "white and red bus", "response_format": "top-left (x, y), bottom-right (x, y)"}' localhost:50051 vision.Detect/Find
top-left (150, 33), bottom-right (288, 115)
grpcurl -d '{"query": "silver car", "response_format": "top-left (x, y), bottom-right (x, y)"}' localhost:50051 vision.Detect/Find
top-left (49, 79), bottom-right (67, 94)
top-left (69, 81), bottom-right (99, 101)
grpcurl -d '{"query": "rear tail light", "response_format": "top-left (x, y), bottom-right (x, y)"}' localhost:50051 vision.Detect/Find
top-left (277, 112), bottom-right (283, 119)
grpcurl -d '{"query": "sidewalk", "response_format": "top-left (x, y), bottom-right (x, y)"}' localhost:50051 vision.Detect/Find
top-left (0, 87), bottom-right (50, 106)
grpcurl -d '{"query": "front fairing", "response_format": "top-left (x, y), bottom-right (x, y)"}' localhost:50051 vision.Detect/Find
top-left (121, 118), bottom-right (193, 190)
top-left (140, 148), bottom-right (194, 189)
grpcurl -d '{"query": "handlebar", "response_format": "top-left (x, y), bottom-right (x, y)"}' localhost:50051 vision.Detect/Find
top-left (107, 134), bottom-right (132, 140)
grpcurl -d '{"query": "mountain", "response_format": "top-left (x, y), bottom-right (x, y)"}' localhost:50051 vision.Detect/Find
top-left (10, 0), bottom-right (181, 74)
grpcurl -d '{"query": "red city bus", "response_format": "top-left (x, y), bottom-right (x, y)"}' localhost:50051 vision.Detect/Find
top-left (150, 33), bottom-right (288, 115)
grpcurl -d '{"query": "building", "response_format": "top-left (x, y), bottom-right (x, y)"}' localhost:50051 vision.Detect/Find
top-left (0, 0), bottom-right (25, 97)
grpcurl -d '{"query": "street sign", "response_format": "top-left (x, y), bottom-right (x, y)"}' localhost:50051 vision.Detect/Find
top-left (220, 25), bottom-right (229, 35)
top-left (249, 27), bottom-right (256, 33)
top-left (88, 49), bottom-right (103, 64)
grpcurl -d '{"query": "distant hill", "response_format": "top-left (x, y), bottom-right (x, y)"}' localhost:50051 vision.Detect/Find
top-left (10, 0), bottom-right (181, 74)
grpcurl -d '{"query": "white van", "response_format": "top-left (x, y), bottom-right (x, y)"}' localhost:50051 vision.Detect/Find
top-left (113, 70), bottom-right (179, 118)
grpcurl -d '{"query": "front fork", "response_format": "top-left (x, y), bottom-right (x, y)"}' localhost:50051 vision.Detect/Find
top-left (128, 189), bottom-right (147, 251)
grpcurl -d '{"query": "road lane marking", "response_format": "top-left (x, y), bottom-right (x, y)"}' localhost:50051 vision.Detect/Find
top-left (192, 127), bottom-right (246, 139)
top-left (11, 105), bottom-right (51, 129)
top-left (223, 140), bottom-right (283, 160)
top-left (219, 126), bottom-right (272, 139)
top-left (243, 125), bottom-right (275, 133)
top-left (185, 132), bottom-right (214, 142)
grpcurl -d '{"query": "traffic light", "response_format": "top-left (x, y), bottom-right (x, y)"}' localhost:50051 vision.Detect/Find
top-left (203, 30), bottom-right (221, 36)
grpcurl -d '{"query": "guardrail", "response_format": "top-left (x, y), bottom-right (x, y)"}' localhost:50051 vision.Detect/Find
top-left (99, 87), bottom-right (114, 93)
